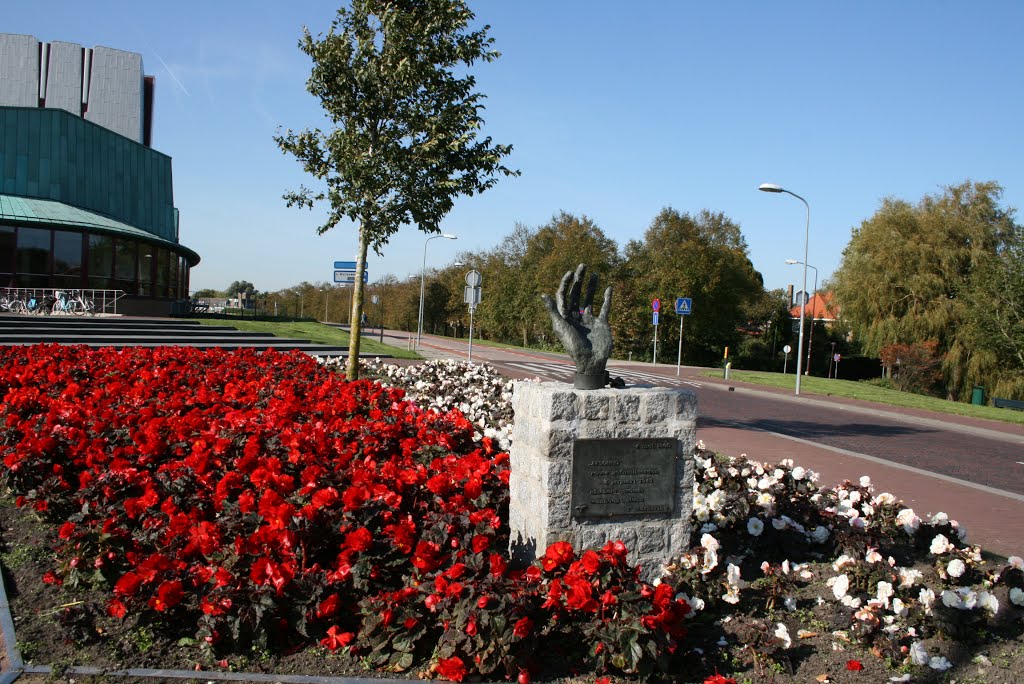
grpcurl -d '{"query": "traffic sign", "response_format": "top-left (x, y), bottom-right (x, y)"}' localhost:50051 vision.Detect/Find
top-left (464, 286), bottom-right (481, 305)
top-left (653, 312), bottom-right (659, 325)
top-left (652, 298), bottom-right (661, 312)
top-left (465, 270), bottom-right (482, 287)
top-left (675, 297), bottom-right (692, 315)
top-left (333, 260), bottom-right (357, 270)
top-left (783, 345), bottom-right (792, 354)
top-left (334, 270), bottom-right (368, 283)
top-left (834, 353), bottom-right (841, 362)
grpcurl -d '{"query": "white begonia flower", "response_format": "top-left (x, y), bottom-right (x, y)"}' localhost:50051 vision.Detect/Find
top-left (782, 559), bottom-right (791, 574)
top-left (791, 466), bottom-right (806, 480)
top-left (773, 468), bottom-right (785, 479)
top-left (755, 464), bottom-right (765, 475)
top-left (832, 554), bottom-right (855, 571)
top-left (772, 517), bottom-right (788, 530)
top-left (1008, 556), bottom-right (1024, 570)
top-left (891, 597), bottom-right (908, 617)
top-left (706, 489), bottom-right (726, 511)
top-left (865, 549), bottom-right (883, 564)
top-left (929, 534), bottom-right (953, 555)
top-left (701, 534), bottom-right (720, 574)
top-left (859, 475), bottom-right (872, 488)
top-left (757, 476), bottom-right (773, 490)
top-left (910, 640), bottom-right (929, 666)
top-left (929, 656), bottom-right (952, 671)
top-left (837, 488), bottom-right (849, 500)
top-left (930, 511), bottom-right (949, 525)
top-left (849, 490), bottom-right (862, 504)
top-left (755, 491), bottom-right (775, 511)
top-left (849, 516), bottom-right (866, 530)
top-left (946, 558), bottom-right (966, 578)
top-left (898, 567), bottom-right (923, 588)
top-left (876, 581), bottom-right (894, 607)
top-left (941, 589), bottom-right (960, 608)
top-left (700, 522), bottom-right (718, 534)
top-left (808, 469), bottom-right (820, 483)
top-left (830, 574), bottom-right (850, 600)
top-left (873, 492), bottom-right (897, 505)
top-left (896, 508), bottom-right (920, 535)
top-left (841, 595), bottom-right (862, 608)
top-left (861, 503), bottom-right (875, 517)
top-left (1009, 587), bottom-right (1024, 607)
top-left (774, 623), bottom-right (792, 648)
top-left (978, 591), bottom-right (999, 614)
top-left (747, 517), bottom-right (764, 537)
top-left (746, 477), bottom-right (759, 490)
top-left (694, 506), bottom-right (711, 523)
top-left (919, 588), bottom-right (936, 614)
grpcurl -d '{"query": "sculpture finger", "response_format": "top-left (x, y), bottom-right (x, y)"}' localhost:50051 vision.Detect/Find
top-left (582, 273), bottom-right (598, 314)
top-left (555, 270), bottom-right (573, 317)
top-left (598, 286), bottom-right (613, 322)
top-left (568, 264), bottom-right (586, 316)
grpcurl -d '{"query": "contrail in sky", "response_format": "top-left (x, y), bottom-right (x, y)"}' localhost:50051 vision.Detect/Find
top-left (132, 23), bottom-right (190, 96)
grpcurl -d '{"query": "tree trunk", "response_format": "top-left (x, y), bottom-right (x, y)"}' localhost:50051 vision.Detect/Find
top-left (345, 225), bottom-right (370, 380)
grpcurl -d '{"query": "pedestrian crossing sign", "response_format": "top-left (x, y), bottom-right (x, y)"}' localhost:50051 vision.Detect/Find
top-left (675, 297), bottom-right (692, 315)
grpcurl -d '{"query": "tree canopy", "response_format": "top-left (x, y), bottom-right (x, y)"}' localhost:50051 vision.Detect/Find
top-left (275, 0), bottom-right (517, 378)
top-left (613, 208), bottom-right (764, 365)
top-left (832, 181), bottom-right (1021, 399)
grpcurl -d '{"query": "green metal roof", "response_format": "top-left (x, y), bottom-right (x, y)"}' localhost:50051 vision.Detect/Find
top-left (0, 194), bottom-right (200, 265)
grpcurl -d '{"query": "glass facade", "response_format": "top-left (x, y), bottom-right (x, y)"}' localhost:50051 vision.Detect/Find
top-left (0, 224), bottom-right (193, 297)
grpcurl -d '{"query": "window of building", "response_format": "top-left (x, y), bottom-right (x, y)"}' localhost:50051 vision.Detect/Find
top-left (53, 230), bottom-right (84, 289)
top-left (16, 226), bottom-right (51, 276)
top-left (114, 239), bottom-right (137, 294)
top-left (0, 226), bottom-right (14, 287)
top-left (88, 234), bottom-right (114, 289)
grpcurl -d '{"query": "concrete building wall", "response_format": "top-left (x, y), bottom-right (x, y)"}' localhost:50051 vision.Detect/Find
top-left (84, 46), bottom-right (144, 143)
top-left (43, 41), bottom-right (83, 115)
top-left (0, 34), bottom-right (40, 107)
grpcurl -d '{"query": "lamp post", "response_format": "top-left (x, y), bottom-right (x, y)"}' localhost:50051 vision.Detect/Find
top-left (785, 259), bottom-right (818, 376)
top-left (760, 183), bottom-right (810, 395)
top-left (417, 233), bottom-right (457, 347)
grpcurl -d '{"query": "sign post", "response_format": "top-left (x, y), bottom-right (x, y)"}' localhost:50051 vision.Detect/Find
top-left (465, 270), bottom-right (482, 362)
top-left (674, 297), bottom-right (692, 377)
top-left (651, 299), bottom-right (661, 365)
top-left (783, 344), bottom-right (792, 374)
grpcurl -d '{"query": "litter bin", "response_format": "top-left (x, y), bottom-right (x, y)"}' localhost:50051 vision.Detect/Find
top-left (971, 386), bottom-right (984, 406)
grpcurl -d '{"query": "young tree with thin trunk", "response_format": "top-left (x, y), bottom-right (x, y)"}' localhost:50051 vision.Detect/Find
top-left (275, 0), bottom-right (518, 379)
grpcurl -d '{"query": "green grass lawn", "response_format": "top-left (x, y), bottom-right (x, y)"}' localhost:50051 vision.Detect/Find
top-left (187, 319), bottom-right (421, 360)
top-left (704, 369), bottom-right (1024, 426)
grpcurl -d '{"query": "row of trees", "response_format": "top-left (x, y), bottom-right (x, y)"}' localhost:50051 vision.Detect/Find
top-left (832, 181), bottom-right (1024, 401)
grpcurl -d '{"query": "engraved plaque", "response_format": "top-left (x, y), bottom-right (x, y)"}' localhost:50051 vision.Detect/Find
top-left (571, 438), bottom-right (677, 517)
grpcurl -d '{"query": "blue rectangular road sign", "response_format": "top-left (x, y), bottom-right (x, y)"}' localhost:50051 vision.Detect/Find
top-left (334, 270), bottom-right (368, 283)
top-left (653, 311), bottom-right (659, 326)
top-left (333, 260), bottom-right (358, 270)
top-left (675, 297), bottom-right (692, 315)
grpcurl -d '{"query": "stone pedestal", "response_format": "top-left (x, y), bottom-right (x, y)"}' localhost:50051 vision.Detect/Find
top-left (508, 381), bottom-right (696, 580)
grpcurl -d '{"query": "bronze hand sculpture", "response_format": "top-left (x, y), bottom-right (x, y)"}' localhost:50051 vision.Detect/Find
top-left (541, 264), bottom-right (613, 389)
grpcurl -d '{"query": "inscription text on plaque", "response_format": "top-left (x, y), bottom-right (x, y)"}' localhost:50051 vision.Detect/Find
top-left (571, 438), bottom-right (677, 517)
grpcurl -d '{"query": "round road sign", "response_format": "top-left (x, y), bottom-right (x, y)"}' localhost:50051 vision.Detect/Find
top-left (783, 345), bottom-right (792, 354)
top-left (652, 298), bottom-right (661, 312)
top-left (465, 270), bottom-right (482, 287)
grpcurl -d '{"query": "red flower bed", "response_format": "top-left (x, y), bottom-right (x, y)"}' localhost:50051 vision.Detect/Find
top-left (0, 345), bottom-right (690, 679)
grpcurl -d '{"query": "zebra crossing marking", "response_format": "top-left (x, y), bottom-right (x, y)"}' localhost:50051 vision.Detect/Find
top-left (505, 361), bottom-right (701, 389)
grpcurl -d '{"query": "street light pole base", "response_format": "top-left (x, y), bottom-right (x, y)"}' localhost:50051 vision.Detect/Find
top-left (574, 371), bottom-right (606, 390)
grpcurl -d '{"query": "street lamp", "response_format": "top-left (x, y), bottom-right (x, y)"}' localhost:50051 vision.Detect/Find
top-left (417, 233), bottom-right (457, 347)
top-left (785, 259), bottom-right (818, 376)
top-left (760, 183), bottom-right (810, 395)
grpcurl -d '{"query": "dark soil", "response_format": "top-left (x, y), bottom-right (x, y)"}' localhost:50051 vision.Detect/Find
top-left (2, 498), bottom-right (1023, 684)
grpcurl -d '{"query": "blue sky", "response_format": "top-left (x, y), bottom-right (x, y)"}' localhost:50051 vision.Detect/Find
top-left (7, 1), bottom-right (1023, 299)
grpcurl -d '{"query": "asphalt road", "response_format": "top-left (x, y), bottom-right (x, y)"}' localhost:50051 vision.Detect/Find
top-left (382, 330), bottom-right (1024, 556)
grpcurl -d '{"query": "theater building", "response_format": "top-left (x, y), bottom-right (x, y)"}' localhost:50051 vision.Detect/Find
top-left (0, 33), bottom-right (199, 314)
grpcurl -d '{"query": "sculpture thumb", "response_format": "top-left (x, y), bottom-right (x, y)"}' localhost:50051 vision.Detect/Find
top-left (540, 293), bottom-right (559, 317)
top-left (598, 286), bottom-right (613, 322)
